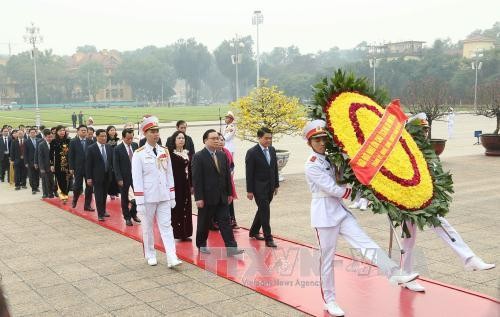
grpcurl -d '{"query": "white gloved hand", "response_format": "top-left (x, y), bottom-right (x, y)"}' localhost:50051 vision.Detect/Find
top-left (169, 199), bottom-right (176, 209)
top-left (136, 204), bottom-right (145, 214)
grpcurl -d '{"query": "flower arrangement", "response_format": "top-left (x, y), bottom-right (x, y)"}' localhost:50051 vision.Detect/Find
top-left (310, 70), bottom-right (454, 234)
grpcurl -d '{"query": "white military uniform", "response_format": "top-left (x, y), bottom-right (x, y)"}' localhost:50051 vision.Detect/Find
top-left (305, 152), bottom-right (401, 304)
top-left (132, 141), bottom-right (178, 263)
top-left (224, 122), bottom-right (236, 155)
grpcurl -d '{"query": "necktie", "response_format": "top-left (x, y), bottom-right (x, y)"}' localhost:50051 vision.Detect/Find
top-left (153, 147), bottom-right (157, 156)
top-left (127, 145), bottom-right (133, 160)
top-left (81, 139), bottom-right (86, 151)
top-left (212, 152), bottom-right (220, 173)
top-left (101, 144), bottom-right (108, 171)
top-left (263, 148), bottom-right (271, 165)
top-left (20, 139), bottom-right (24, 156)
top-left (32, 139), bottom-right (36, 149)
top-left (3, 137), bottom-right (7, 154)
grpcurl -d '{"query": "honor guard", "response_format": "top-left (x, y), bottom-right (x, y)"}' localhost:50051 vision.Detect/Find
top-left (132, 115), bottom-right (182, 268)
top-left (223, 111), bottom-right (236, 156)
top-left (303, 119), bottom-right (419, 316)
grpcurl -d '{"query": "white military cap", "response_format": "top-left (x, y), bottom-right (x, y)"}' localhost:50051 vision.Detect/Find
top-left (225, 111), bottom-right (235, 119)
top-left (140, 115), bottom-right (160, 134)
top-left (303, 119), bottom-right (328, 140)
top-left (407, 112), bottom-right (429, 127)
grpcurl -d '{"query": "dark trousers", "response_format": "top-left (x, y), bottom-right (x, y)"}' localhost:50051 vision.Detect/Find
top-left (55, 171), bottom-right (70, 195)
top-left (196, 203), bottom-right (237, 249)
top-left (72, 171), bottom-right (93, 208)
top-left (27, 165), bottom-right (40, 190)
top-left (14, 163), bottom-right (27, 187)
top-left (119, 182), bottom-right (136, 220)
top-left (41, 170), bottom-right (55, 197)
top-left (249, 192), bottom-right (274, 241)
top-left (0, 155), bottom-right (9, 181)
top-left (93, 176), bottom-right (110, 217)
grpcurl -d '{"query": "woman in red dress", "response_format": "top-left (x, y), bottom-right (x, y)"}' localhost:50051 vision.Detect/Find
top-left (167, 130), bottom-right (193, 241)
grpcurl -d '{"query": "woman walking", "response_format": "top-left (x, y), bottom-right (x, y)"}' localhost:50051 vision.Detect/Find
top-left (50, 125), bottom-right (71, 203)
top-left (106, 125), bottom-right (120, 199)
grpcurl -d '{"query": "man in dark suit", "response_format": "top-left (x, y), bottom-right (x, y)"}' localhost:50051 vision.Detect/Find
top-left (166, 120), bottom-right (195, 156)
top-left (69, 125), bottom-right (94, 210)
top-left (78, 111), bottom-right (84, 126)
top-left (245, 127), bottom-right (279, 248)
top-left (71, 112), bottom-right (77, 128)
top-left (10, 130), bottom-right (28, 190)
top-left (192, 129), bottom-right (244, 257)
top-left (38, 129), bottom-right (55, 198)
top-left (0, 127), bottom-right (11, 182)
top-left (24, 128), bottom-right (40, 194)
top-left (113, 128), bottom-right (140, 226)
top-left (86, 129), bottom-right (113, 221)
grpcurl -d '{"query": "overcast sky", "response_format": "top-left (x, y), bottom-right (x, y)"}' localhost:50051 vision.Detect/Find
top-left (0, 0), bottom-right (498, 56)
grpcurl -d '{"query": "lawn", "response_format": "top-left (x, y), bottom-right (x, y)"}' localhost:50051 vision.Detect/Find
top-left (0, 104), bottom-right (230, 128)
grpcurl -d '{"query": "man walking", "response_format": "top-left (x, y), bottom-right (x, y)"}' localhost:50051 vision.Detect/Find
top-left (192, 129), bottom-right (244, 256)
top-left (69, 125), bottom-right (94, 211)
top-left (0, 127), bottom-right (11, 182)
top-left (132, 116), bottom-right (181, 267)
top-left (38, 129), bottom-right (55, 198)
top-left (114, 128), bottom-right (141, 226)
top-left (78, 111), bottom-right (84, 126)
top-left (245, 127), bottom-right (279, 248)
top-left (24, 128), bottom-right (40, 194)
top-left (85, 129), bottom-right (113, 221)
top-left (71, 112), bottom-right (77, 129)
top-left (10, 130), bottom-right (28, 190)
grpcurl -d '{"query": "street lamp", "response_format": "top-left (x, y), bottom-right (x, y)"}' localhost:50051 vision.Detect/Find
top-left (252, 10), bottom-right (263, 88)
top-left (23, 22), bottom-right (42, 127)
top-left (368, 44), bottom-right (381, 91)
top-left (230, 34), bottom-right (244, 100)
top-left (472, 49), bottom-right (483, 112)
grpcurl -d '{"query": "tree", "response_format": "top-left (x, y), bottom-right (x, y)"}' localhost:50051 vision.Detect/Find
top-left (172, 38), bottom-right (211, 104)
top-left (231, 80), bottom-right (306, 142)
top-left (477, 80), bottom-right (500, 134)
top-left (76, 45), bottom-right (98, 54)
top-left (405, 77), bottom-right (452, 139)
top-left (77, 61), bottom-right (106, 102)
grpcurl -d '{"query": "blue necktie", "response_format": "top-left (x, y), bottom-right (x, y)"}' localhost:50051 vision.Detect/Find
top-left (101, 144), bottom-right (108, 171)
top-left (81, 139), bottom-right (86, 151)
top-left (263, 148), bottom-right (271, 165)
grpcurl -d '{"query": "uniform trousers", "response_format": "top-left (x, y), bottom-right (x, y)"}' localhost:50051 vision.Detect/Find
top-left (138, 201), bottom-right (177, 260)
top-left (316, 213), bottom-right (398, 304)
top-left (402, 216), bottom-right (475, 273)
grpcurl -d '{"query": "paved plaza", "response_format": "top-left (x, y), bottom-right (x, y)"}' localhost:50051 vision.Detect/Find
top-left (0, 113), bottom-right (498, 316)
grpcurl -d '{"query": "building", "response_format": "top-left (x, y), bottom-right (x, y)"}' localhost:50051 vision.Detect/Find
top-left (462, 36), bottom-right (496, 59)
top-left (365, 41), bottom-right (426, 61)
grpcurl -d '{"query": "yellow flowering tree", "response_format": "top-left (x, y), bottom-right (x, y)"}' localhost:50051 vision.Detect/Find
top-left (231, 81), bottom-right (306, 142)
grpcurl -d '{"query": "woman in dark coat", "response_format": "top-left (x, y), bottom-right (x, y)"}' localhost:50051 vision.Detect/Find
top-left (167, 130), bottom-right (193, 241)
top-left (106, 125), bottom-right (120, 199)
top-left (50, 125), bottom-right (71, 203)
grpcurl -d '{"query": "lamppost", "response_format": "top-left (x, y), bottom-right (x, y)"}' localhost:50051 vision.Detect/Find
top-left (252, 10), bottom-right (263, 88)
top-left (230, 34), bottom-right (244, 100)
top-left (472, 49), bottom-right (483, 112)
top-left (23, 22), bottom-right (42, 127)
top-left (368, 44), bottom-right (381, 91)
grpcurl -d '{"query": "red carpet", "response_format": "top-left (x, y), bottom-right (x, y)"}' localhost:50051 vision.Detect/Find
top-left (45, 196), bottom-right (499, 316)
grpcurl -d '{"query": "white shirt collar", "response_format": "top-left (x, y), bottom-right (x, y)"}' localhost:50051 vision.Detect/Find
top-left (259, 144), bottom-right (268, 151)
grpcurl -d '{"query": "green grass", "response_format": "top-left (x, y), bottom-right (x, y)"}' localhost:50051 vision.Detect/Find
top-left (0, 105), bottom-right (230, 128)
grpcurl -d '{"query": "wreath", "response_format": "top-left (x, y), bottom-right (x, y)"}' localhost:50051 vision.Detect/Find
top-left (309, 70), bottom-right (454, 235)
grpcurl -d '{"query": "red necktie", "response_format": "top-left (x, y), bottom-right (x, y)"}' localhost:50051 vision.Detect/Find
top-left (127, 145), bottom-right (133, 160)
top-left (20, 139), bottom-right (24, 155)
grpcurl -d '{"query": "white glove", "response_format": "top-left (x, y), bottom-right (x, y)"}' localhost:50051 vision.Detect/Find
top-left (169, 199), bottom-right (176, 209)
top-left (136, 204), bottom-right (145, 214)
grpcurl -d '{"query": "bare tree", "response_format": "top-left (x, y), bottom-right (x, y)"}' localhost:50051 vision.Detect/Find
top-left (477, 80), bottom-right (500, 135)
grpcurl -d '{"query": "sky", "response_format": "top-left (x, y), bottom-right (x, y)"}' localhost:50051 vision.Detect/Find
top-left (0, 0), bottom-right (498, 56)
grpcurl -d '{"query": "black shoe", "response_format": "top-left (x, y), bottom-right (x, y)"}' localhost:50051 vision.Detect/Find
top-left (15, 187), bottom-right (20, 190)
top-left (104, 212), bottom-right (110, 217)
top-left (227, 248), bottom-right (245, 257)
top-left (98, 216), bottom-right (105, 221)
top-left (48, 195), bottom-right (55, 198)
top-left (249, 234), bottom-right (265, 241)
top-left (181, 237), bottom-right (192, 242)
top-left (199, 247), bottom-right (211, 254)
top-left (22, 185), bottom-right (27, 189)
top-left (132, 216), bottom-right (141, 223)
top-left (42, 195), bottom-right (48, 199)
top-left (35, 188), bottom-right (40, 192)
top-left (125, 219), bottom-right (133, 226)
top-left (32, 191), bottom-right (37, 195)
top-left (72, 201), bottom-right (77, 208)
top-left (84, 206), bottom-right (95, 212)
top-left (266, 240), bottom-right (277, 248)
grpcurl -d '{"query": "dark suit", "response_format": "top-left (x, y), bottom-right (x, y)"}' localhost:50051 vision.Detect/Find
top-left (24, 137), bottom-right (40, 191)
top-left (69, 137), bottom-right (93, 208)
top-left (192, 147), bottom-right (237, 249)
top-left (37, 140), bottom-right (54, 197)
top-left (0, 136), bottom-right (11, 181)
top-left (113, 142), bottom-right (138, 220)
top-left (245, 144), bottom-right (280, 241)
top-left (139, 137), bottom-right (161, 147)
top-left (10, 139), bottom-right (27, 188)
top-left (85, 142), bottom-right (113, 217)
top-left (166, 134), bottom-right (195, 157)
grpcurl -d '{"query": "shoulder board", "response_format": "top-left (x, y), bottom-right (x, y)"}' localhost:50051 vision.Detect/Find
top-left (310, 156), bottom-right (317, 162)
top-left (135, 146), bottom-right (144, 152)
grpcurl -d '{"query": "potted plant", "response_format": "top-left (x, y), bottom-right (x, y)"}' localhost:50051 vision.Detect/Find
top-left (477, 80), bottom-right (500, 156)
top-left (231, 80), bottom-right (306, 180)
top-left (405, 77), bottom-right (453, 155)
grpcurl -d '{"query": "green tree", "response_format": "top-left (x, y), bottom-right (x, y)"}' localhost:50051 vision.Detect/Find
top-left (77, 61), bottom-right (106, 102)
